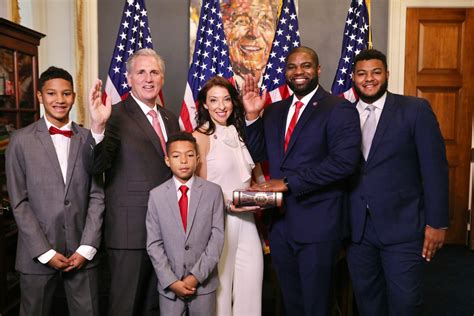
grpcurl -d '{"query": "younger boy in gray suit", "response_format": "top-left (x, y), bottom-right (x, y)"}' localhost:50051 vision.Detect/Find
top-left (6, 67), bottom-right (104, 315)
top-left (146, 132), bottom-right (224, 315)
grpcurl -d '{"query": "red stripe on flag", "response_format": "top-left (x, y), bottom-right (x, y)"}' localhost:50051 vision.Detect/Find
top-left (180, 101), bottom-right (194, 132)
top-left (279, 85), bottom-right (290, 100)
top-left (121, 91), bottom-right (129, 101)
top-left (265, 92), bottom-right (273, 107)
top-left (102, 92), bottom-right (108, 105)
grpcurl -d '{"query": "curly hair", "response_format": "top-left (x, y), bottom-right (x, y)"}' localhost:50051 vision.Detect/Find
top-left (195, 76), bottom-right (246, 142)
top-left (354, 49), bottom-right (387, 70)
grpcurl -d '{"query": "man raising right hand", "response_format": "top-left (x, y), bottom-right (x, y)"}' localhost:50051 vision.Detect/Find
top-left (84, 48), bottom-right (180, 316)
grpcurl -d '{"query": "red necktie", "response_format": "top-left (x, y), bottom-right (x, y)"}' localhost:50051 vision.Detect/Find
top-left (284, 101), bottom-right (304, 152)
top-left (49, 126), bottom-right (73, 138)
top-left (147, 110), bottom-right (167, 155)
top-left (178, 185), bottom-right (189, 232)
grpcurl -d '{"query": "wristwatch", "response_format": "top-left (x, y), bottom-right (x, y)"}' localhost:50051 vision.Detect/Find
top-left (225, 200), bottom-right (232, 212)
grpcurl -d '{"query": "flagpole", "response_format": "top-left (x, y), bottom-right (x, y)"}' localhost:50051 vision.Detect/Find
top-left (278, 0), bottom-right (283, 17)
top-left (366, 0), bottom-right (373, 49)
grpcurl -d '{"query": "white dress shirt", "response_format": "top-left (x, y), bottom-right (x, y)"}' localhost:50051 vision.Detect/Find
top-left (38, 118), bottom-right (97, 264)
top-left (284, 85), bottom-right (319, 135)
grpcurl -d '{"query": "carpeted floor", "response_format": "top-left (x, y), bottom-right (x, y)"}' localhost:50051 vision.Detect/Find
top-left (422, 245), bottom-right (474, 316)
top-left (43, 244), bottom-right (474, 316)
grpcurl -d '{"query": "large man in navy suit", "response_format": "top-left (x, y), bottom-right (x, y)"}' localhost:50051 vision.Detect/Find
top-left (242, 46), bottom-right (361, 315)
top-left (347, 49), bottom-right (449, 315)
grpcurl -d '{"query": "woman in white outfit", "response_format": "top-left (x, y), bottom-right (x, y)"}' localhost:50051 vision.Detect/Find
top-left (193, 76), bottom-right (264, 316)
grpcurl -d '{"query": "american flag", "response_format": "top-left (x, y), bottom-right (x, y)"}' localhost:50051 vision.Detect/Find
top-left (331, 0), bottom-right (370, 103)
top-left (180, 0), bottom-right (234, 132)
top-left (255, 0), bottom-right (300, 206)
top-left (261, 0), bottom-right (300, 106)
top-left (103, 0), bottom-right (164, 105)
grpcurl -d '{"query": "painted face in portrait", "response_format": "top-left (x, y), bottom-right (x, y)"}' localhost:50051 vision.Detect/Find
top-left (222, 0), bottom-right (278, 79)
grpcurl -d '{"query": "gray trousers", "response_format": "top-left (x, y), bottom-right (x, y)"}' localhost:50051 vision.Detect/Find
top-left (159, 292), bottom-right (216, 316)
top-left (19, 267), bottom-right (99, 316)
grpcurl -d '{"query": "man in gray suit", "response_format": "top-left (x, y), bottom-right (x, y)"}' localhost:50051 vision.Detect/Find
top-left (84, 48), bottom-right (180, 315)
top-left (146, 132), bottom-right (224, 315)
top-left (6, 67), bottom-right (104, 315)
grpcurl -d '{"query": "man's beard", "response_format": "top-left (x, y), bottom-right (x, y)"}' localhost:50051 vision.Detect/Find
top-left (354, 79), bottom-right (388, 104)
top-left (287, 76), bottom-right (319, 98)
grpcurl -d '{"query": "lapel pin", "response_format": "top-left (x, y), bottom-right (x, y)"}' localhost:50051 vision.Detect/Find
top-left (312, 101), bottom-right (318, 107)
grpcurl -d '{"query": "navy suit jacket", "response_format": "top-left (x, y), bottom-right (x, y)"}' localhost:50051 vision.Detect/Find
top-left (349, 92), bottom-right (449, 245)
top-left (246, 86), bottom-right (361, 243)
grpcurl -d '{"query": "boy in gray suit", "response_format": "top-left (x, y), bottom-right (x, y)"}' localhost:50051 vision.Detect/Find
top-left (5, 67), bottom-right (104, 315)
top-left (146, 132), bottom-right (224, 315)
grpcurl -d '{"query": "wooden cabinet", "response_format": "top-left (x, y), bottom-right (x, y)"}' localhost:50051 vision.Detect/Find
top-left (0, 18), bottom-right (44, 315)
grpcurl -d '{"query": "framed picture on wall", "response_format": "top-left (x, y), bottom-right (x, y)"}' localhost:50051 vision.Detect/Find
top-left (190, 0), bottom-right (298, 85)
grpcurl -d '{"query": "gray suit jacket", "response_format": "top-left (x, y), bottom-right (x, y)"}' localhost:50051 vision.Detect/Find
top-left (83, 96), bottom-right (180, 249)
top-left (146, 176), bottom-right (224, 300)
top-left (6, 118), bottom-right (104, 274)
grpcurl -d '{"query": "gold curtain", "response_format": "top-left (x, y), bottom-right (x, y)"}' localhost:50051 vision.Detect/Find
top-left (75, 0), bottom-right (85, 125)
top-left (11, 0), bottom-right (21, 23)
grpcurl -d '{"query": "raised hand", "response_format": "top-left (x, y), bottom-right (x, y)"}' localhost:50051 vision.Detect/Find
top-left (89, 79), bottom-right (112, 134)
top-left (241, 74), bottom-right (267, 121)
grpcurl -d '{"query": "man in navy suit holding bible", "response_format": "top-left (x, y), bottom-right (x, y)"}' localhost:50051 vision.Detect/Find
top-left (242, 46), bottom-right (361, 315)
top-left (347, 49), bottom-right (449, 315)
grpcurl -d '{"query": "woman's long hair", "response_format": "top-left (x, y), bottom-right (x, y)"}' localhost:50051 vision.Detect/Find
top-left (195, 76), bottom-right (246, 142)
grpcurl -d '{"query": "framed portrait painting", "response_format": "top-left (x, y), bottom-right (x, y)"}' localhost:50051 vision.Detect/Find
top-left (190, 0), bottom-right (297, 84)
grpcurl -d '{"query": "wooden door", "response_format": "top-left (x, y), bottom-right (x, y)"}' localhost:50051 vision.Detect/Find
top-left (405, 8), bottom-right (474, 245)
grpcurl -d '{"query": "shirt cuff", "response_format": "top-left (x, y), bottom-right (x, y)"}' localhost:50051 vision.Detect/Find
top-left (37, 249), bottom-right (56, 264)
top-left (76, 245), bottom-right (97, 261)
top-left (426, 225), bottom-right (448, 230)
top-left (91, 130), bottom-right (105, 144)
